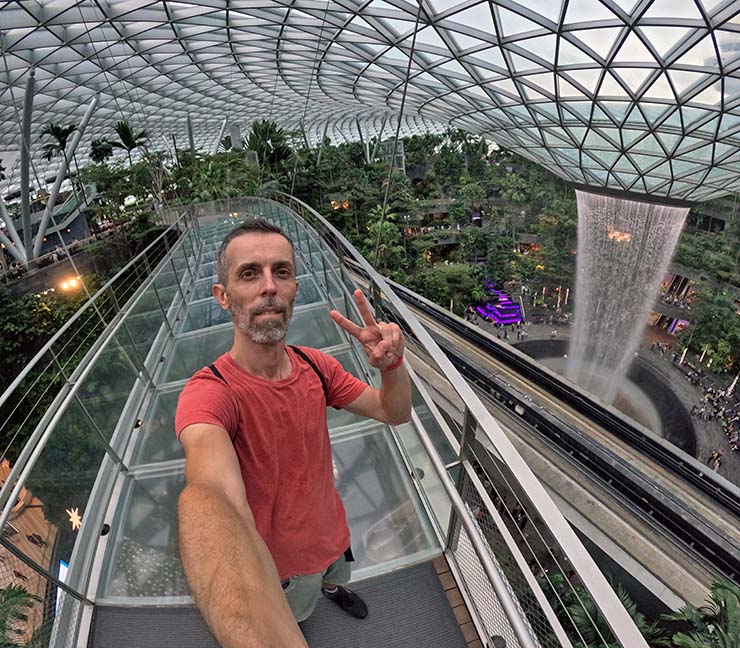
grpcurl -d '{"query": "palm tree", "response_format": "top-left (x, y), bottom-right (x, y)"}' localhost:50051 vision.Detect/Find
top-left (110, 120), bottom-right (148, 167)
top-left (41, 123), bottom-right (76, 163)
top-left (662, 579), bottom-right (740, 647)
top-left (41, 123), bottom-right (80, 201)
top-left (89, 139), bottom-right (114, 164)
top-left (246, 120), bottom-right (290, 169)
top-left (0, 583), bottom-right (37, 646)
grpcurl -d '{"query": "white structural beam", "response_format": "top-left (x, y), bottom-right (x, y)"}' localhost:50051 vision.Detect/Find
top-left (0, 228), bottom-right (27, 265)
top-left (0, 197), bottom-right (25, 256)
top-left (20, 69), bottom-right (35, 265)
top-left (213, 118), bottom-right (227, 154)
top-left (187, 113), bottom-right (195, 151)
top-left (33, 94), bottom-right (99, 259)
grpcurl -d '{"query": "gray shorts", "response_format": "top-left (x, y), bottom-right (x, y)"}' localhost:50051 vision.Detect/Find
top-left (280, 552), bottom-right (352, 622)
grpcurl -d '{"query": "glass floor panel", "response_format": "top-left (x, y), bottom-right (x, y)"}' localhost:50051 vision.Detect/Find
top-left (130, 387), bottom-right (185, 465)
top-left (101, 424), bottom-right (436, 599)
top-left (164, 305), bottom-right (345, 382)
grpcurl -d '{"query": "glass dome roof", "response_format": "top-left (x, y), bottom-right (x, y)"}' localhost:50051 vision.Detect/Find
top-left (1, 0), bottom-right (739, 200)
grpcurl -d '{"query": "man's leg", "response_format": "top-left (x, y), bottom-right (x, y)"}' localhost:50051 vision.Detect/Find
top-left (321, 553), bottom-right (367, 619)
top-left (282, 572), bottom-right (323, 623)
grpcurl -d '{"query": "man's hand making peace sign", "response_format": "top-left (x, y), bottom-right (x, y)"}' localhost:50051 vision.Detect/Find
top-left (330, 289), bottom-right (405, 372)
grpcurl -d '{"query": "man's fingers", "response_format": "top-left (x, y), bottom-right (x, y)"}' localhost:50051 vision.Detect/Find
top-left (353, 289), bottom-right (377, 328)
top-left (371, 340), bottom-right (390, 364)
top-left (390, 325), bottom-right (403, 353)
top-left (329, 310), bottom-right (363, 337)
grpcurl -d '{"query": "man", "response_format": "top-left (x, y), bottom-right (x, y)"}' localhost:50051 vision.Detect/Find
top-left (175, 219), bottom-right (411, 648)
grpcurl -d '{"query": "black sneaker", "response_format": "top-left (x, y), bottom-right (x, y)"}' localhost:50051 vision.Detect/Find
top-left (322, 585), bottom-right (368, 619)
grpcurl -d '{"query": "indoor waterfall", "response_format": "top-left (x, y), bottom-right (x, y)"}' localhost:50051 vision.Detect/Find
top-left (566, 190), bottom-right (688, 403)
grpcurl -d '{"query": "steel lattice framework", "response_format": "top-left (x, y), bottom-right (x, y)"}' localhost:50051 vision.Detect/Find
top-left (1, 0), bottom-right (740, 200)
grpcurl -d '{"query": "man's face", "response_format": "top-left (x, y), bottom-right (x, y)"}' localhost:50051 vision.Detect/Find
top-left (213, 233), bottom-right (298, 344)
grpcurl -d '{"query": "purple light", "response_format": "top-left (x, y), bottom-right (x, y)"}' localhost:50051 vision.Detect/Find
top-left (474, 286), bottom-right (523, 325)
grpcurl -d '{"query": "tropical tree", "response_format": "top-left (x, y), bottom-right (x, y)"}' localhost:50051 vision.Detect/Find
top-left (407, 263), bottom-right (485, 316)
top-left (541, 572), bottom-right (666, 648)
top-left (89, 139), bottom-right (114, 164)
top-left (246, 120), bottom-right (291, 170)
top-left (679, 289), bottom-right (740, 374)
top-left (41, 123), bottom-right (76, 163)
top-left (457, 226), bottom-right (489, 262)
top-left (0, 160), bottom-right (6, 181)
top-left (361, 207), bottom-right (405, 273)
top-left (662, 579), bottom-right (740, 648)
top-left (448, 202), bottom-right (469, 226)
top-left (110, 120), bottom-right (148, 167)
top-left (41, 124), bottom-right (79, 198)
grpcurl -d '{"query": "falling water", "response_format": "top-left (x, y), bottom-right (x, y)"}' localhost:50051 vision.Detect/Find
top-left (566, 190), bottom-right (688, 403)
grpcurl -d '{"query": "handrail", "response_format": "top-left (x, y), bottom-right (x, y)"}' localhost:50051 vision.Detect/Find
top-left (0, 210), bottom-right (189, 414)
top-left (261, 190), bottom-right (649, 648)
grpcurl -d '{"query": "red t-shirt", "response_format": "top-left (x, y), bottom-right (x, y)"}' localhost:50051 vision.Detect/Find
top-left (175, 346), bottom-right (368, 579)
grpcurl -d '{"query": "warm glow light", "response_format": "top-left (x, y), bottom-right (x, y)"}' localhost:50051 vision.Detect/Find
top-left (60, 275), bottom-right (82, 291)
top-left (66, 507), bottom-right (82, 531)
top-left (607, 225), bottom-right (632, 242)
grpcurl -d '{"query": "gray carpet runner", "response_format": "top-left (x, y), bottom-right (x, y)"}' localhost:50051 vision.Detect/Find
top-left (89, 561), bottom-right (469, 647)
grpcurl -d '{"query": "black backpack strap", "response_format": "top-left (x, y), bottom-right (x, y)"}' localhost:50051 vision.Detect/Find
top-left (207, 364), bottom-right (236, 441)
top-left (288, 345), bottom-right (332, 405)
top-left (208, 364), bottom-right (228, 384)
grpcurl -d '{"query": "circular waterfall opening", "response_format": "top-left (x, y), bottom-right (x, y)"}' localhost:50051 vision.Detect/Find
top-left (513, 338), bottom-right (697, 456)
top-left (543, 355), bottom-right (662, 434)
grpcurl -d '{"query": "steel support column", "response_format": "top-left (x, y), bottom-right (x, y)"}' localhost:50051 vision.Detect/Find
top-left (187, 113), bottom-right (195, 151)
top-left (33, 94), bottom-right (99, 258)
top-left (20, 68), bottom-right (35, 265)
top-left (213, 118), bottom-right (227, 153)
top-left (355, 117), bottom-right (370, 164)
top-left (370, 114), bottom-right (388, 162)
top-left (315, 122), bottom-right (330, 166)
top-left (0, 197), bottom-right (26, 263)
top-left (230, 124), bottom-right (242, 150)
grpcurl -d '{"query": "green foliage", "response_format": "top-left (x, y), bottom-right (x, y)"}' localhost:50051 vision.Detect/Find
top-left (456, 227), bottom-right (489, 261)
top-left (674, 233), bottom-right (739, 285)
top-left (407, 263), bottom-right (484, 316)
top-left (89, 139), bottom-right (114, 164)
top-left (447, 202), bottom-right (468, 226)
top-left (678, 289), bottom-right (740, 373)
top-left (171, 150), bottom-right (262, 202)
top-left (0, 583), bottom-right (39, 646)
top-left (485, 235), bottom-right (516, 283)
top-left (246, 120), bottom-right (291, 170)
top-left (662, 580), bottom-right (740, 648)
top-left (542, 572), bottom-right (666, 648)
top-left (41, 123), bottom-right (76, 162)
top-left (361, 208), bottom-right (405, 273)
top-left (403, 133), bottom-right (444, 166)
top-left (110, 120), bottom-right (148, 166)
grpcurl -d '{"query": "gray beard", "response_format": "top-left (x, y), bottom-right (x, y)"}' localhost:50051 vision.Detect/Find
top-left (231, 296), bottom-right (294, 345)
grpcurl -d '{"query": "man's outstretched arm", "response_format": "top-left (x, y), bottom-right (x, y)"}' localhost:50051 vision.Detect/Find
top-left (178, 424), bottom-right (307, 648)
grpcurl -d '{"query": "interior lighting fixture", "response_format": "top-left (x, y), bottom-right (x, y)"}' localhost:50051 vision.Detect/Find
top-left (65, 507), bottom-right (82, 531)
top-left (59, 276), bottom-right (81, 291)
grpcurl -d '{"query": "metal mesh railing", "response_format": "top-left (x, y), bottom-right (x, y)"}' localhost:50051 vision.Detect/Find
top-left (0, 210), bottom-right (199, 646)
top-left (0, 534), bottom-right (89, 648)
top-left (454, 465), bottom-right (560, 648)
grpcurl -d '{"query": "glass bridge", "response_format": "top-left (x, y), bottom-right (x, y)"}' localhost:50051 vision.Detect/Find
top-left (0, 196), bottom-right (648, 648)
